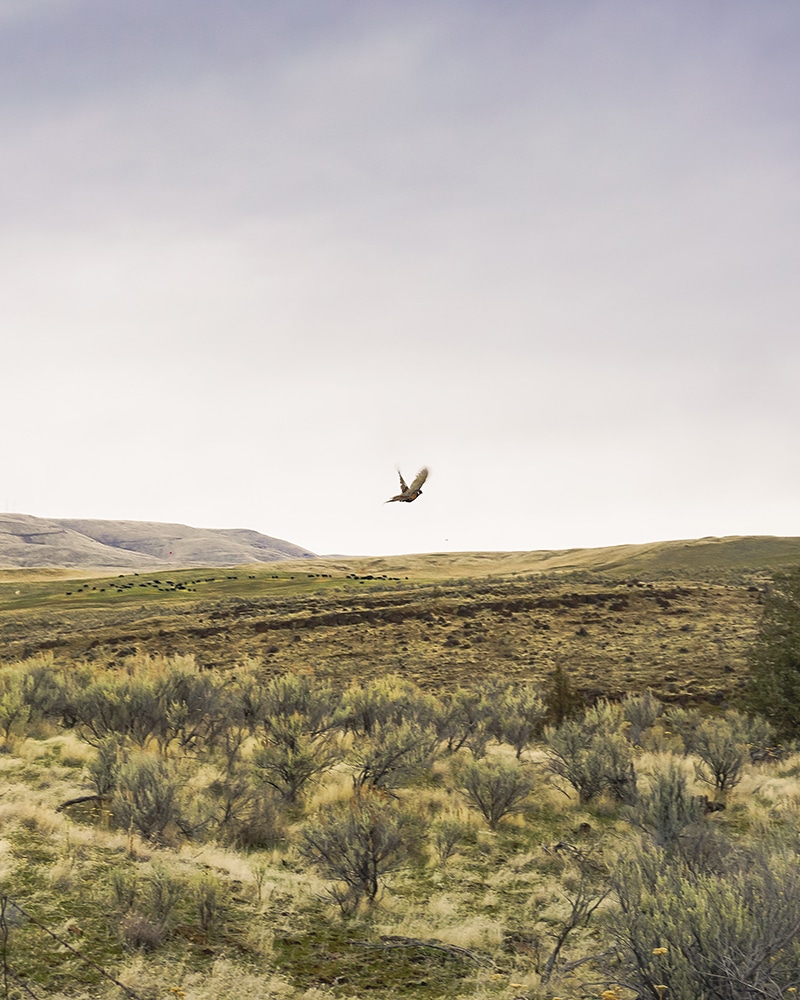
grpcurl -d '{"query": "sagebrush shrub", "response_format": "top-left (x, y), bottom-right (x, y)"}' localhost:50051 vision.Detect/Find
top-left (432, 816), bottom-right (472, 864)
top-left (746, 567), bottom-right (800, 739)
top-left (459, 756), bottom-right (537, 829)
top-left (433, 685), bottom-right (491, 755)
top-left (348, 720), bottom-right (439, 792)
top-left (341, 675), bottom-right (436, 735)
top-left (118, 911), bottom-right (165, 952)
top-left (253, 720), bottom-right (341, 803)
top-left (544, 719), bottom-right (637, 804)
top-left (629, 758), bottom-right (704, 847)
top-left (88, 734), bottom-right (126, 796)
top-left (621, 689), bottom-right (664, 745)
top-left (661, 705), bottom-right (706, 754)
top-left (300, 790), bottom-right (422, 911)
top-left (0, 666), bottom-right (31, 744)
top-left (693, 717), bottom-right (747, 793)
top-left (112, 753), bottom-right (185, 843)
top-left (260, 670), bottom-right (339, 735)
top-left (608, 843), bottom-right (800, 1000)
top-left (487, 682), bottom-right (547, 758)
top-left (193, 873), bottom-right (227, 935)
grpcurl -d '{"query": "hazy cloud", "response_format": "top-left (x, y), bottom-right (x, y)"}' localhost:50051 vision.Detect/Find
top-left (2, 1), bottom-right (798, 553)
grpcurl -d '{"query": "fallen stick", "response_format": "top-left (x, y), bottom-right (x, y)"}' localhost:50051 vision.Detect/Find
top-left (56, 794), bottom-right (110, 813)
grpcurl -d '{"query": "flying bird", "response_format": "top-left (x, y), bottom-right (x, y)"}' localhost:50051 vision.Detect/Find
top-left (386, 467), bottom-right (429, 503)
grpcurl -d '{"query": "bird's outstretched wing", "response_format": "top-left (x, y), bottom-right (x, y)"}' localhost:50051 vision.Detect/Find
top-left (397, 470), bottom-right (409, 493)
top-left (409, 467), bottom-right (429, 493)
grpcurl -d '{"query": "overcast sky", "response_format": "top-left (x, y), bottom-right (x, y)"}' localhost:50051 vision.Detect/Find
top-left (1, 0), bottom-right (798, 557)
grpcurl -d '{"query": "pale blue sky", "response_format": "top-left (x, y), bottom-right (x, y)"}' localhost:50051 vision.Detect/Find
top-left (2, 1), bottom-right (798, 556)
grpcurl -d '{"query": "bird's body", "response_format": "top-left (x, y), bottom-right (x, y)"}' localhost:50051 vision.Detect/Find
top-left (386, 467), bottom-right (428, 503)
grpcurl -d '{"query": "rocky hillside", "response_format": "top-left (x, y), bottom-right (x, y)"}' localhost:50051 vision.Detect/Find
top-left (0, 513), bottom-right (316, 569)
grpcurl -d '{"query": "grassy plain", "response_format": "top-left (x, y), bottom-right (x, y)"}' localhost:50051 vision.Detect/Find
top-left (1, 536), bottom-right (790, 706)
top-left (1, 537), bottom-right (799, 999)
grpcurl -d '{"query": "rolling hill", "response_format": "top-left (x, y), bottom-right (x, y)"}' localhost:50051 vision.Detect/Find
top-left (0, 513), bottom-right (316, 569)
top-left (342, 535), bottom-right (800, 580)
top-left (2, 531), bottom-right (799, 707)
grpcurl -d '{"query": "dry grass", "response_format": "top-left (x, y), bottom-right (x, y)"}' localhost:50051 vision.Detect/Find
top-left (0, 542), bottom-right (779, 709)
top-left (1, 544), bottom-right (799, 999)
top-left (3, 723), bottom-right (798, 999)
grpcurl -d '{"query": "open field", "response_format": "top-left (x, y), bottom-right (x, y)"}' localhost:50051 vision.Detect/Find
top-left (3, 535), bottom-right (796, 707)
top-left (1, 537), bottom-right (800, 999)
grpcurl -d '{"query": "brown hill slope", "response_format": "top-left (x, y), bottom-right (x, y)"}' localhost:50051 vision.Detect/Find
top-left (3, 535), bottom-right (800, 707)
top-left (0, 563), bottom-right (765, 707)
top-left (0, 513), bottom-right (315, 569)
top-left (342, 535), bottom-right (800, 580)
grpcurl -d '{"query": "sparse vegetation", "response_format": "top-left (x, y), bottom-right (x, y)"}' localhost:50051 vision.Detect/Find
top-left (0, 554), bottom-right (799, 998)
top-left (0, 557), bottom-right (771, 707)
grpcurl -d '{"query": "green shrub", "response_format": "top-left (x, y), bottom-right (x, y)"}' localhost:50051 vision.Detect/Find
top-left (348, 720), bottom-right (439, 792)
top-left (0, 666), bottom-right (31, 745)
top-left (582, 698), bottom-right (625, 734)
top-left (459, 756), bottom-right (537, 829)
top-left (746, 567), bottom-right (800, 739)
top-left (253, 720), bottom-right (341, 803)
top-left (544, 719), bottom-right (637, 804)
top-left (300, 790), bottom-right (423, 912)
top-left (543, 663), bottom-right (583, 724)
top-left (193, 873), bottom-right (227, 935)
top-left (75, 673), bottom-right (162, 748)
top-left (693, 717), bottom-right (747, 793)
top-left (145, 864), bottom-right (183, 926)
top-left (433, 685), bottom-right (491, 755)
top-left (341, 675), bottom-right (436, 736)
top-left (661, 705), bottom-right (706, 754)
top-left (153, 662), bottom-right (228, 755)
top-left (112, 753), bottom-right (185, 843)
top-left (260, 671), bottom-right (339, 735)
top-left (629, 758), bottom-right (704, 847)
top-left (110, 866), bottom-right (138, 913)
top-left (88, 735), bottom-right (125, 796)
top-left (608, 843), bottom-right (800, 1000)
top-left (487, 682), bottom-right (547, 758)
top-left (13, 654), bottom-right (71, 725)
top-left (431, 816), bottom-right (471, 864)
top-left (724, 708), bottom-right (782, 762)
top-left (621, 689), bottom-right (664, 745)
top-left (115, 863), bottom-right (183, 950)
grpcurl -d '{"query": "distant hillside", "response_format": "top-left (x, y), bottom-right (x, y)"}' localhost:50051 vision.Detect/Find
top-left (2, 514), bottom-right (799, 578)
top-left (344, 535), bottom-right (800, 581)
top-left (0, 514), bottom-right (316, 569)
